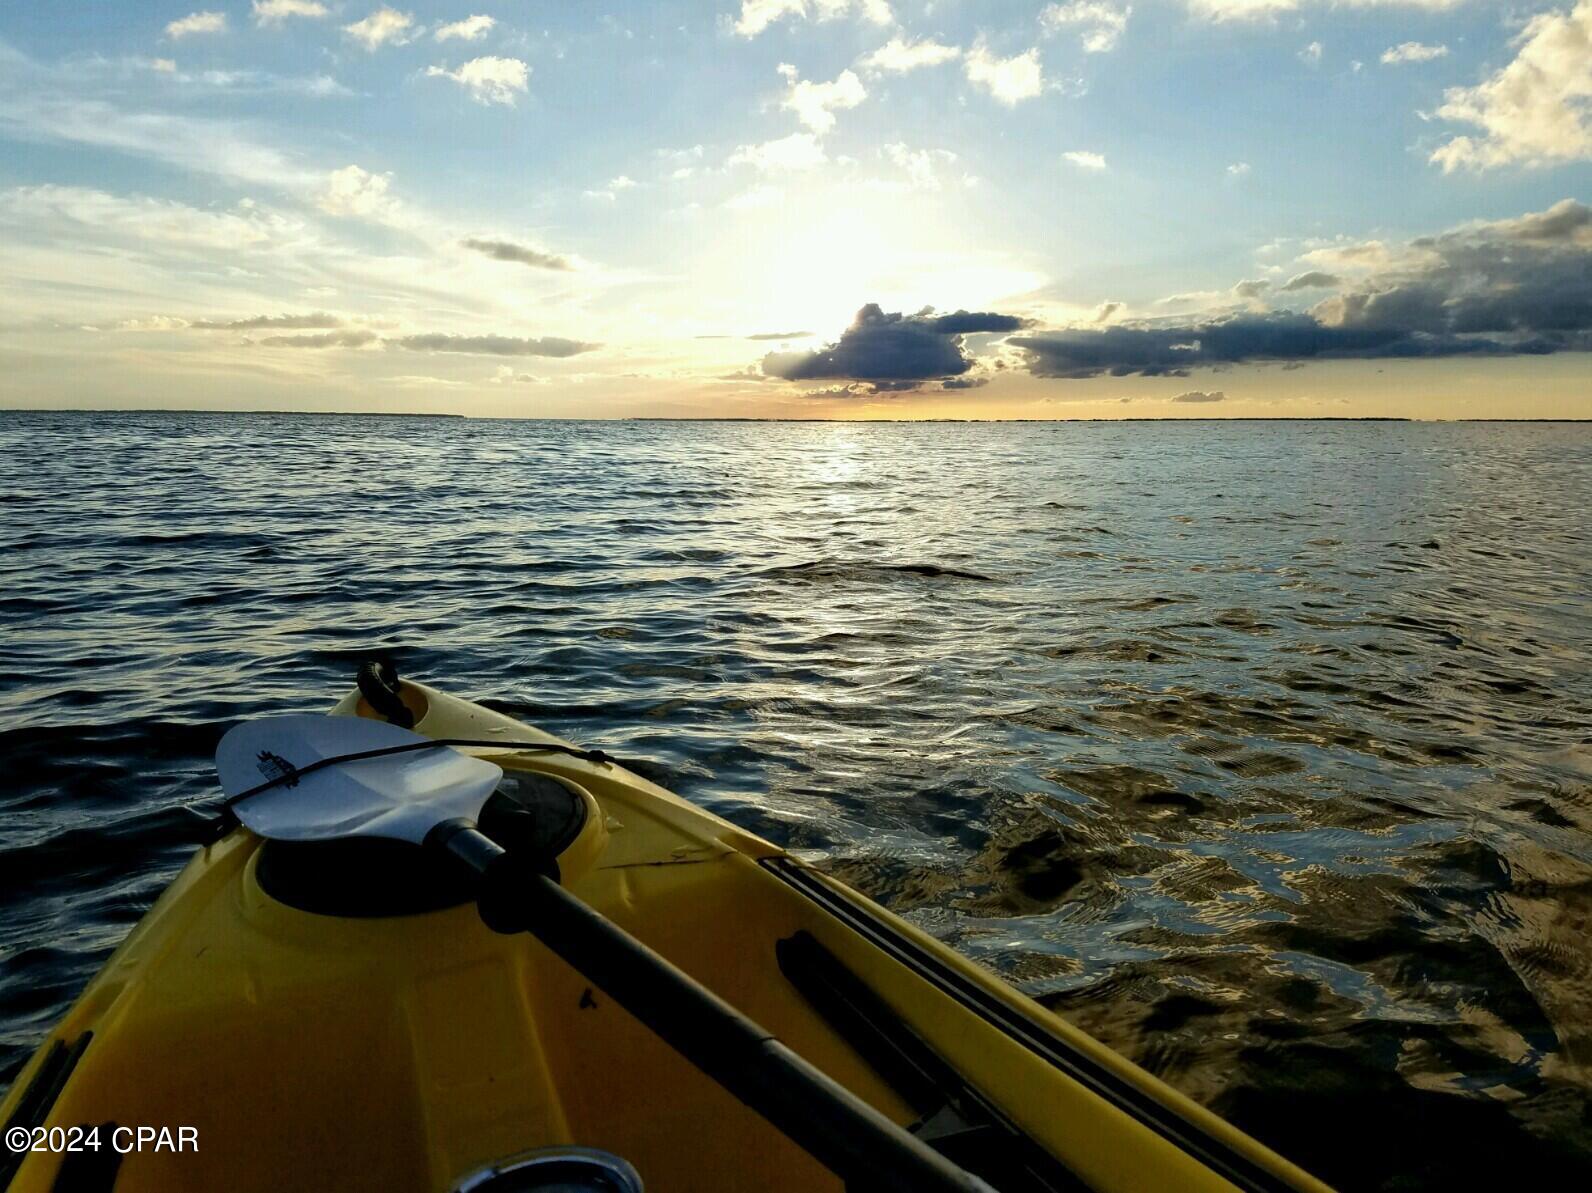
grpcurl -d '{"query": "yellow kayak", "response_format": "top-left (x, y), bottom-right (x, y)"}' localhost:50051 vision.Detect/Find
top-left (0, 676), bottom-right (1333, 1193)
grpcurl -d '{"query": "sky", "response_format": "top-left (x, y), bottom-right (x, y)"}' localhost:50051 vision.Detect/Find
top-left (0, 1), bottom-right (1588, 419)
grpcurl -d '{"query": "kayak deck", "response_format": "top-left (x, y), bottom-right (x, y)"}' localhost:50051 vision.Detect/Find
top-left (0, 681), bottom-right (1332, 1193)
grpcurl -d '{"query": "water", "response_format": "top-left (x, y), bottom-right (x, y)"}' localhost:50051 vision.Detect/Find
top-left (2, 411), bottom-right (1589, 1190)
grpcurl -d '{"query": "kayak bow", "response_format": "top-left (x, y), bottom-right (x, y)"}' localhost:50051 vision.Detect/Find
top-left (0, 676), bottom-right (1334, 1193)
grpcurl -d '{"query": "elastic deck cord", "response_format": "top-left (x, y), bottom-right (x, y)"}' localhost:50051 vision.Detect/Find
top-left (215, 737), bottom-right (621, 827)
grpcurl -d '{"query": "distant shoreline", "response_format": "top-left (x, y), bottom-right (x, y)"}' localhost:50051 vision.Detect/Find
top-left (3, 410), bottom-right (1588, 424)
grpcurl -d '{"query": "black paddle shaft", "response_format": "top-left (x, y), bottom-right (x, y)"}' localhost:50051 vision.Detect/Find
top-left (426, 820), bottom-right (992, 1193)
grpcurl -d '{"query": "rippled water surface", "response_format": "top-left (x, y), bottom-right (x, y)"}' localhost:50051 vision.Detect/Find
top-left (2, 412), bottom-right (1589, 1190)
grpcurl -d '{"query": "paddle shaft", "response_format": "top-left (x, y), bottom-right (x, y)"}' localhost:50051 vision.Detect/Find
top-left (427, 821), bottom-right (991, 1193)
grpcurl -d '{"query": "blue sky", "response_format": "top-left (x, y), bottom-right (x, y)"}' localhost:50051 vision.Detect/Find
top-left (0, 1), bottom-right (1588, 417)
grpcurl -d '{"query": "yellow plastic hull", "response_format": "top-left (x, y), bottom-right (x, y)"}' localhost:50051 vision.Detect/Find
top-left (0, 682), bottom-right (1333, 1192)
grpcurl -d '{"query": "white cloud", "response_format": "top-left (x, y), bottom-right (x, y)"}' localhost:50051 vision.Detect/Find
top-left (857, 36), bottom-right (960, 73)
top-left (344, 7), bottom-right (414, 51)
top-left (151, 58), bottom-right (177, 73)
top-left (1186, 0), bottom-right (1464, 19)
top-left (1432, 1), bottom-right (1592, 171)
top-left (781, 66), bottom-right (866, 134)
top-left (434, 14), bottom-right (496, 42)
top-left (318, 164), bottom-right (401, 220)
top-left (0, 83), bottom-right (324, 196)
top-left (166, 11), bottom-right (227, 39)
top-left (1381, 41), bottom-right (1448, 65)
top-left (728, 131), bottom-right (827, 171)
top-left (1299, 41), bottom-right (1323, 66)
top-left (1227, 161), bottom-right (1251, 176)
top-left (882, 143), bottom-right (960, 189)
top-left (425, 57), bottom-right (530, 105)
top-left (1041, 3), bottom-right (1131, 54)
top-left (964, 43), bottom-right (1044, 106)
top-left (0, 184), bottom-right (293, 251)
top-left (733, 0), bottom-right (892, 39)
top-left (252, 0), bottom-right (328, 25)
top-left (584, 175), bottom-right (638, 201)
top-left (1064, 150), bottom-right (1107, 169)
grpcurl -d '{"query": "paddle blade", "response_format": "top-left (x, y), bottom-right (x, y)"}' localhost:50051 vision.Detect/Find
top-left (216, 715), bottom-right (502, 846)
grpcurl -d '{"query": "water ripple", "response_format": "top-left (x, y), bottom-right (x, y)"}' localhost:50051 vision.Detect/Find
top-left (1, 412), bottom-right (1589, 1190)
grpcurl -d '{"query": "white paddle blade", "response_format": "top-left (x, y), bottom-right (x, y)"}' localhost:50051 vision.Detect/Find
top-left (216, 714), bottom-right (503, 846)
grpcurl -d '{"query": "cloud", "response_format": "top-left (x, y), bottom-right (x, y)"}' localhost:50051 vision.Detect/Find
top-left (1431, 2), bottom-right (1592, 171)
top-left (1281, 270), bottom-right (1342, 291)
top-left (1064, 150), bottom-right (1107, 169)
top-left (1010, 199), bottom-right (1592, 377)
top-left (166, 11), bottom-right (227, 39)
top-left (1172, 389), bottom-right (1224, 402)
top-left (584, 175), bottom-right (636, 201)
top-left (193, 312), bottom-right (344, 330)
top-left (857, 36), bottom-right (960, 73)
top-left (344, 7), bottom-right (414, 51)
top-left (461, 237), bottom-right (573, 270)
top-left (1493, 195), bottom-right (1592, 241)
top-left (252, 0), bottom-right (328, 25)
top-left (1233, 279), bottom-right (1270, 298)
top-left (0, 183), bottom-right (294, 251)
top-left (781, 66), bottom-right (866, 134)
top-left (746, 329), bottom-right (814, 340)
top-left (318, 164), bottom-right (402, 220)
top-left (964, 42), bottom-right (1045, 105)
top-left (246, 328), bottom-right (600, 355)
top-left (1227, 161), bottom-right (1251, 177)
top-left (733, 0), bottom-right (892, 39)
top-left (1186, 0), bottom-right (1466, 20)
top-left (426, 56), bottom-right (529, 105)
top-left (434, 14), bottom-right (495, 42)
top-left (1299, 41), bottom-right (1323, 66)
top-left (1381, 41), bottom-right (1447, 65)
top-left (394, 334), bottom-right (598, 356)
top-left (259, 329), bottom-right (379, 348)
top-left (729, 131), bottom-right (826, 171)
top-left (1041, 3), bottom-right (1131, 54)
top-left (490, 366), bottom-right (549, 385)
top-left (761, 303), bottom-right (1027, 385)
top-left (882, 143), bottom-right (962, 189)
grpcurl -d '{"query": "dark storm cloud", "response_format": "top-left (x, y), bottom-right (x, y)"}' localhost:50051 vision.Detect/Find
top-left (392, 333), bottom-right (598, 357)
top-left (1013, 314), bottom-right (1416, 377)
top-left (193, 312), bottom-right (344, 330)
top-left (258, 329), bottom-right (377, 348)
top-left (1013, 199), bottom-right (1592, 379)
top-left (460, 238), bottom-right (574, 271)
top-left (761, 303), bottom-right (1027, 384)
top-left (1281, 271), bottom-right (1341, 292)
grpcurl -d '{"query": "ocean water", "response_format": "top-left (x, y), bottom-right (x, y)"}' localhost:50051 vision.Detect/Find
top-left (1, 411), bottom-right (1589, 1190)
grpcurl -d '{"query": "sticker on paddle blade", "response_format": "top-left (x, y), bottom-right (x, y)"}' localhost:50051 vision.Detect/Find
top-left (216, 715), bottom-right (503, 846)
